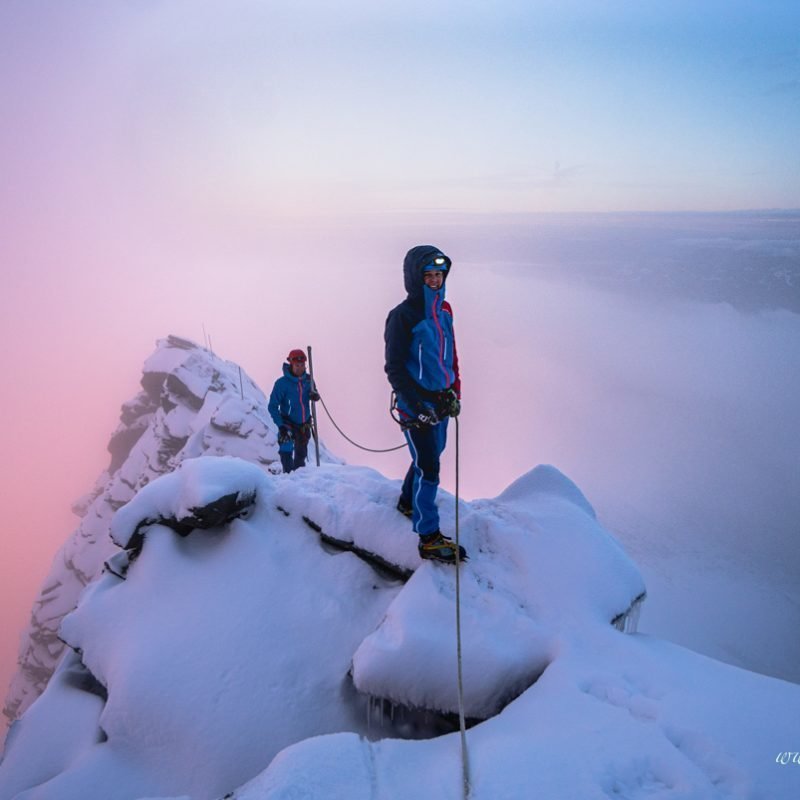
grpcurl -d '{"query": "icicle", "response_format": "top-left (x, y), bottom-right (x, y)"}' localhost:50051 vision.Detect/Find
top-left (624, 596), bottom-right (644, 634)
top-left (612, 593), bottom-right (646, 634)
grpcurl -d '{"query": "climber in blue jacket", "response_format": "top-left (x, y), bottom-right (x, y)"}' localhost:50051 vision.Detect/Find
top-left (268, 349), bottom-right (319, 473)
top-left (384, 245), bottom-right (467, 564)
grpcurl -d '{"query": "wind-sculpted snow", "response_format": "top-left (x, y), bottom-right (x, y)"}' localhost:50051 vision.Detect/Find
top-left (1, 460), bottom-right (402, 800)
top-left (352, 465), bottom-right (645, 719)
top-left (2, 336), bottom-right (288, 725)
top-left (109, 456), bottom-right (262, 549)
top-left (1, 456), bottom-right (650, 800)
top-left (3, 358), bottom-right (798, 800)
top-left (234, 630), bottom-right (800, 800)
top-left (271, 463), bottom-right (644, 719)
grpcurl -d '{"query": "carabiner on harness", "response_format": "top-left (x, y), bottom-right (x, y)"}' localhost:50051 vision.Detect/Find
top-left (390, 391), bottom-right (423, 431)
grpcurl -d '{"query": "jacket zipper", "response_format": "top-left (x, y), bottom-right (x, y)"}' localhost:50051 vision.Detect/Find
top-left (431, 296), bottom-right (449, 383)
top-left (297, 381), bottom-right (306, 422)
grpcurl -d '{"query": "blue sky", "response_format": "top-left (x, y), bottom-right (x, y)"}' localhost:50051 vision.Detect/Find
top-left (2, 0), bottom-right (798, 219)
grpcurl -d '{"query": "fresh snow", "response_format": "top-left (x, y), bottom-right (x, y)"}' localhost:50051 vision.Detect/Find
top-left (236, 628), bottom-right (799, 800)
top-left (2, 455), bottom-right (798, 799)
top-left (3, 460), bottom-right (402, 800)
top-left (2, 336), bottom-right (336, 726)
top-left (2, 338), bottom-right (798, 800)
top-left (109, 456), bottom-right (263, 548)
top-left (351, 464), bottom-right (644, 719)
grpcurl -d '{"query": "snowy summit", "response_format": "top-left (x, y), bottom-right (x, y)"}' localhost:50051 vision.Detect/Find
top-left (1, 337), bottom-right (798, 800)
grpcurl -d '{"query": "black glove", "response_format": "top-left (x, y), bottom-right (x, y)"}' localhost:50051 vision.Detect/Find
top-left (309, 390), bottom-right (320, 402)
top-left (277, 425), bottom-right (293, 444)
top-left (436, 389), bottom-right (461, 417)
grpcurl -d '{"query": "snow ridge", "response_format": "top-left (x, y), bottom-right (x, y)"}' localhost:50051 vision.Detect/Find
top-left (3, 339), bottom-right (798, 800)
top-left (0, 454), bottom-right (649, 800)
top-left (2, 336), bottom-right (282, 725)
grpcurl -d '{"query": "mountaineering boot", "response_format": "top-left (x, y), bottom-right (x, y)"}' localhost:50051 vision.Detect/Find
top-left (396, 496), bottom-right (413, 518)
top-left (418, 531), bottom-right (468, 564)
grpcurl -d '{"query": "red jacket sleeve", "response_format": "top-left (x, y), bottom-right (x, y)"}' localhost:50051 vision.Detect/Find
top-left (442, 301), bottom-right (461, 398)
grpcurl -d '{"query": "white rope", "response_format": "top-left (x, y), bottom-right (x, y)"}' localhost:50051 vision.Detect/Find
top-left (454, 416), bottom-right (471, 799)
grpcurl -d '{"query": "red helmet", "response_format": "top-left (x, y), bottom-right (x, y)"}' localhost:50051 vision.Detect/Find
top-left (287, 349), bottom-right (307, 363)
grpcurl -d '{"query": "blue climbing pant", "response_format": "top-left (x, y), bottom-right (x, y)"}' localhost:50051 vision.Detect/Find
top-left (279, 424), bottom-right (310, 473)
top-left (400, 418), bottom-right (449, 535)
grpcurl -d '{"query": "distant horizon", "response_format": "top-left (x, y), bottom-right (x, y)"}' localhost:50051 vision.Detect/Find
top-left (239, 205), bottom-right (800, 225)
top-left (311, 207), bottom-right (800, 219)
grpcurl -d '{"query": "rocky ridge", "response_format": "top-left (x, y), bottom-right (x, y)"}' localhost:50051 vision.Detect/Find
top-left (2, 336), bottom-right (282, 724)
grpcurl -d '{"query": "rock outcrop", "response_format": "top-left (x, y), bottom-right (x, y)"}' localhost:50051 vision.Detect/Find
top-left (0, 456), bottom-right (648, 800)
top-left (2, 336), bottom-right (282, 725)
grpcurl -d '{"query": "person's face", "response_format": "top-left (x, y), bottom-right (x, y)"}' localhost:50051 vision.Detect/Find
top-left (423, 270), bottom-right (444, 291)
top-left (290, 357), bottom-right (306, 376)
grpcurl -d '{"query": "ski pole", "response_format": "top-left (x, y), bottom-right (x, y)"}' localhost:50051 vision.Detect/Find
top-left (307, 345), bottom-right (321, 467)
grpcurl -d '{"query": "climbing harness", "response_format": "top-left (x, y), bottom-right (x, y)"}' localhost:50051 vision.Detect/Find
top-left (389, 391), bottom-right (426, 431)
top-left (454, 415), bottom-right (470, 799)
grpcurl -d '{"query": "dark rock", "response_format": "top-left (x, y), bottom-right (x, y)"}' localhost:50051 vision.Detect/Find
top-left (140, 370), bottom-right (168, 402)
top-left (166, 373), bottom-right (206, 411)
top-left (298, 515), bottom-right (413, 582)
top-left (108, 419), bottom-right (151, 473)
top-left (163, 491), bottom-right (257, 536)
top-left (104, 551), bottom-right (130, 580)
top-left (119, 391), bottom-right (159, 426)
top-left (61, 657), bottom-right (108, 702)
top-left (165, 335), bottom-right (199, 351)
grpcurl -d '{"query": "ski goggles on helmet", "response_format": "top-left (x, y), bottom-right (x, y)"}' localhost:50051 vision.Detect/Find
top-left (423, 254), bottom-right (450, 272)
top-left (287, 349), bottom-right (307, 363)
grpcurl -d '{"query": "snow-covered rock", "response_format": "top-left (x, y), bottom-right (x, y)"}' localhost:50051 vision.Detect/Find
top-left (0, 454), bottom-right (652, 800)
top-left (234, 628), bottom-right (800, 800)
top-left (350, 464), bottom-right (644, 719)
top-left (109, 455), bottom-right (261, 549)
top-left (3, 343), bottom-right (798, 800)
top-left (268, 462), bottom-right (646, 719)
top-left (2, 336), bottom-right (291, 725)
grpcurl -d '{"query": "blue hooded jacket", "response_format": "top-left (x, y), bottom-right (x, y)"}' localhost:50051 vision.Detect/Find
top-left (268, 363), bottom-right (314, 429)
top-left (384, 245), bottom-right (460, 415)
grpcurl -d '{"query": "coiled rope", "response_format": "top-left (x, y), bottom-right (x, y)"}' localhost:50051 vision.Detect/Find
top-left (454, 415), bottom-right (471, 799)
